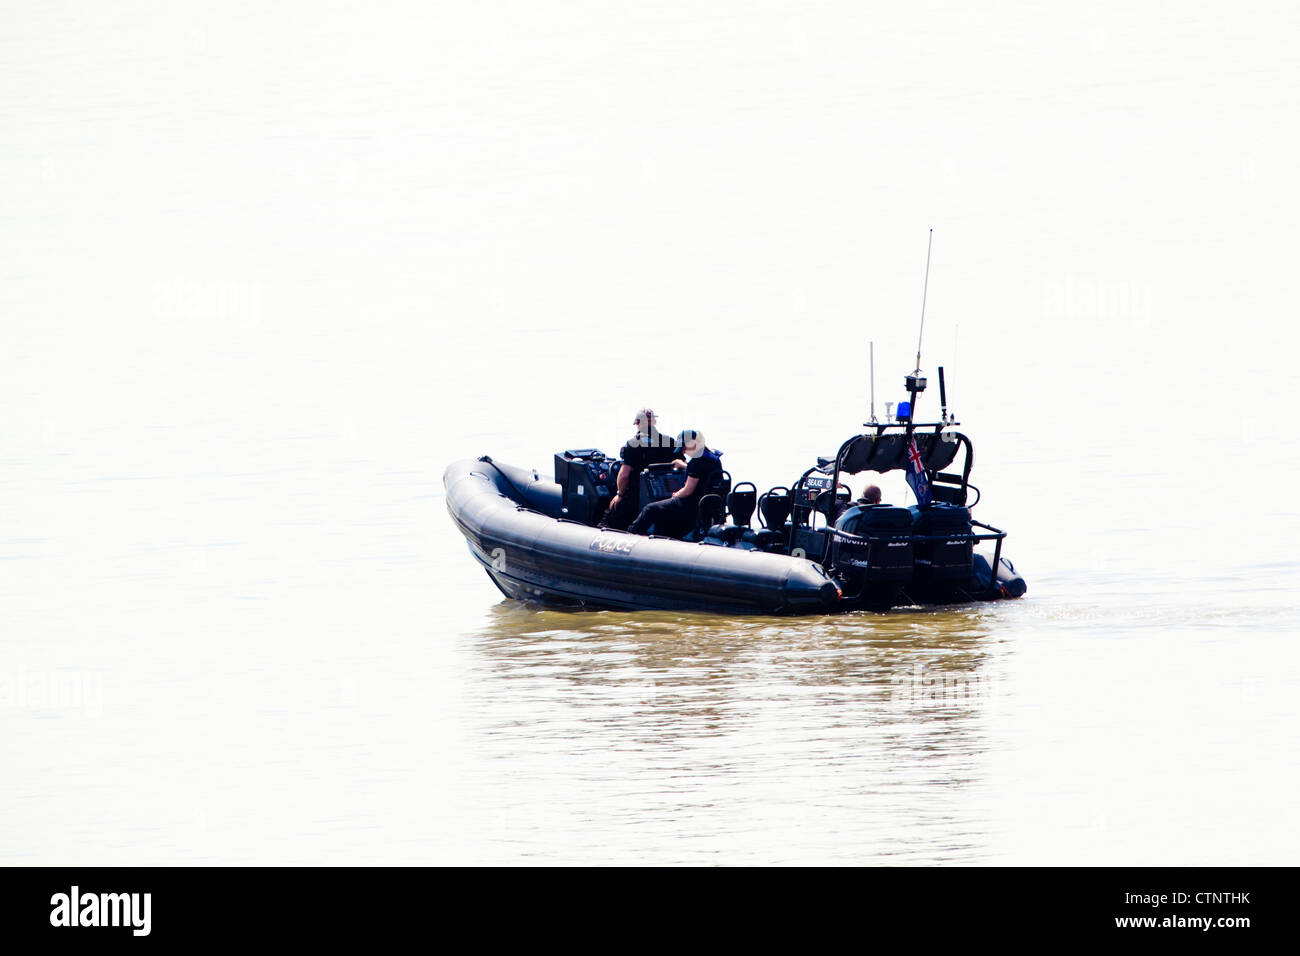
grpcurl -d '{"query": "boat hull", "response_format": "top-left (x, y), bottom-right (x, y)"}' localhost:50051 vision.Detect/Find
top-left (444, 458), bottom-right (842, 614)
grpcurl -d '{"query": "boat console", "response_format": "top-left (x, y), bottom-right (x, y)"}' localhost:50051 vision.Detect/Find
top-left (554, 448), bottom-right (618, 524)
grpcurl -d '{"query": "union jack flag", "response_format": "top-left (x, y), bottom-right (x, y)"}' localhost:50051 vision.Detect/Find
top-left (905, 438), bottom-right (932, 507)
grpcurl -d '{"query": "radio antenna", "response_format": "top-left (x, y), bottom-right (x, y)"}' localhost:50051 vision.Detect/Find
top-left (902, 229), bottom-right (933, 439)
top-left (868, 341), bottom-right (877, 423)
top-left (915, 227), bottom-right (933, 371)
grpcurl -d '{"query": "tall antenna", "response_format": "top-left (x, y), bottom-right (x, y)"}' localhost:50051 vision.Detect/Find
top-left (869, 340), bottom-right (877, 423)
top-left (901, 229), bottom-right (932, 437)
top-left (915, 227), bottom-right (933, 371)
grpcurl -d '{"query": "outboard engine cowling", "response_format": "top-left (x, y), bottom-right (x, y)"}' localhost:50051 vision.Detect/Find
top-left (833, 505), bottom-right (915, 579)
top-left (910, 502), bottom-right (975, 600)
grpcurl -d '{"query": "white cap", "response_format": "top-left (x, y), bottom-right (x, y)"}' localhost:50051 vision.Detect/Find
top-left (677, 429), bottom-right (705, 458)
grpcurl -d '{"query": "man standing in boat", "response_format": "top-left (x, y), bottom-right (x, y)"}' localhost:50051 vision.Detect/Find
top-left (601, 408), bottom-right (678, 530)
top-left (627, 429), bottom-right (722, 538)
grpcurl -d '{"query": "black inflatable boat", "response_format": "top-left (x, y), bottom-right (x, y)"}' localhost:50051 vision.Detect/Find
top-left (445, 361), bottom-right (1026, 615)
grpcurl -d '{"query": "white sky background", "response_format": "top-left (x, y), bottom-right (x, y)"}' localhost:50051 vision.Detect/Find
top-left (4, 0), bottom-right (1297, 473)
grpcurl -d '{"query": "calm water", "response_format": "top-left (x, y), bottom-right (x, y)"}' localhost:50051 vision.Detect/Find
top-left (3, 2), bottom-right (1298, 864)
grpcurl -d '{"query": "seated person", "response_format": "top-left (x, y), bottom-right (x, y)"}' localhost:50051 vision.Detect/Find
top-left (833, 483), bottom-right (883, 521)
top-left (627, 429), bottom-right (721, 538)
top-left (857, 484), bottom-right (883, 506)
top-left (601, 407), bottom-right (678, 530)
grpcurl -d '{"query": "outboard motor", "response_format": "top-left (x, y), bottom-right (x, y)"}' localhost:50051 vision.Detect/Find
top-left (910, 502), bottom-right (975, 601)
top-left (829, 504), bottom-right (915, 608)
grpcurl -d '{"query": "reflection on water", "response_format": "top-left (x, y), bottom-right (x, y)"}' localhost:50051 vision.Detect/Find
top-left (454, 602), bottom-right (1013, 864)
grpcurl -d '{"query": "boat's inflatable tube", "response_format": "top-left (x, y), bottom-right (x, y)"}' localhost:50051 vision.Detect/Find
top-left (972, 552), bottom-right (1028, 599)
top-left (444, 458), bottom-right (841, 614)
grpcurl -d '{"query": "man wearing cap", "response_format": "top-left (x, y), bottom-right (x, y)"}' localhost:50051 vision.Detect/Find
top-left (601, 408), bottom-right (678, 531)
top-left (627, 429), bottom-right (722, 538)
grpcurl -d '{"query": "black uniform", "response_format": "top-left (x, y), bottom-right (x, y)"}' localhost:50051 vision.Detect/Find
top-left (628, 449), bottom-right (722, 538)
top-left (600, 428), bottom-right (678, 530)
